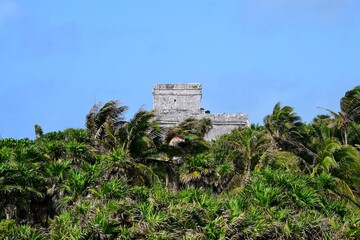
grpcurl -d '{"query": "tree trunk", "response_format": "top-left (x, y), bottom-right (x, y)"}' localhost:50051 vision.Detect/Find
top-left (343, 128), bottom-right (348, 145)
top-left (5, 204), bottom-right (15, 220)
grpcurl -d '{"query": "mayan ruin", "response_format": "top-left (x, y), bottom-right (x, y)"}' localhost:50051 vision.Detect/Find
top-left (153, 83), bottom-right (250, 140)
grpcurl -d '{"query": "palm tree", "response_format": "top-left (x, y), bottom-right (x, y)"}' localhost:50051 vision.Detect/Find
top-left (86, 100), bottom-right (128, 151)
top-left (35, 131), bottom-right (68, 161)
top-left (179, 154), bottom-right (215, 188)
top-left (264, 102), bottom-right (303, 150)
top-left (34, 124), bottom-right (43, 139)
top-left (164, 118), bottom-right (212, 158)
top-left (158, 118), bottom-right (213, 190)
top-left (324, 85), bottom-right (360, 145)
top-left (0, 142), bottom-right (45, 223)
top-left (341, 86), bottom-right (360, 123)
top-left (230, 127), bottom-right (269, 183)
top-left (332, 145), bottom-right (360, 205)
top-left (256, 149), bottom-right (303, 172)
top-left (326, 110), bottom-right (350, 146)
top-left (263, 102), bottom-right (318, 168)
top-left (100, 148), bottom-right (159, 187)
top-left (86, 100), bottom-right (162, 159)
top-left (115, 109), bottom-right (161, 160)
top-left (309, 122), bottom-right (360, 208)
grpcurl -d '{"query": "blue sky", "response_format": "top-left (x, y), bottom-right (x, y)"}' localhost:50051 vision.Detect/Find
top-left (1, 0), bottom-right (359, 139)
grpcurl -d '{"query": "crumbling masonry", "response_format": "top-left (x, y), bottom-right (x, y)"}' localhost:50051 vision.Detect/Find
top-left (153, 83), bottom-right (250, 140)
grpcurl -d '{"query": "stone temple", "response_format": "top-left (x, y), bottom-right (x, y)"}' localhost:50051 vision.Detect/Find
top-left (153, 83), bottom-right (250, 140)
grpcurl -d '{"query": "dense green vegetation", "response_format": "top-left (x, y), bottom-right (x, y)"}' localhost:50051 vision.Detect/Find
top-left (1, 86), bottom-right (360, 239)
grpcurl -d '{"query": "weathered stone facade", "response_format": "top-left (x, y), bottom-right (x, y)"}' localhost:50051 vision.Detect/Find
top-left (153, 83), bottom-right (250, 140)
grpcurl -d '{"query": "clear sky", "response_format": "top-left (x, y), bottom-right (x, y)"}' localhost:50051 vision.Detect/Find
top-left (1, 0), bottom-right (359, 139)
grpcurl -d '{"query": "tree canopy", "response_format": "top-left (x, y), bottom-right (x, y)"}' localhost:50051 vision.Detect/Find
top-left (0, 85), bottom-right (359, 239)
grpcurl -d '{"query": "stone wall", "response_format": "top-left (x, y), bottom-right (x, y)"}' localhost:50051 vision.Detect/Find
top-left (203, 113), bottom-right (249, 140)
top-left (153, 83), bottom-right (250, 140)
top-left (153, 83), bottom-right (202, 113)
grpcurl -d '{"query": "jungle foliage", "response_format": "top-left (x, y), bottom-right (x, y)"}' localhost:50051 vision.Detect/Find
top-left (1, 86), bottom-right (360, 239)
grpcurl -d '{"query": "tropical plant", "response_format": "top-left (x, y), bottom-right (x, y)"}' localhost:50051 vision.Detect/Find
top-left (1, 86), bottom-right (360, 239)
top-left (0, 143), bottom-right (45, 224)
top-left (86, 100), bottom-right (128, 151)
top-left (34, 124), bottom-right (43, 139)
top-left (324, 85), bottom-right (360, 145)
top-left (114, 109), bottom-right (161, 159)
top-left (164, 118), bottom-right (212, 157)
top-left (228, 127), bottom-right (269, 183)
top-left (264, 102), bottom-right (304, 151)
